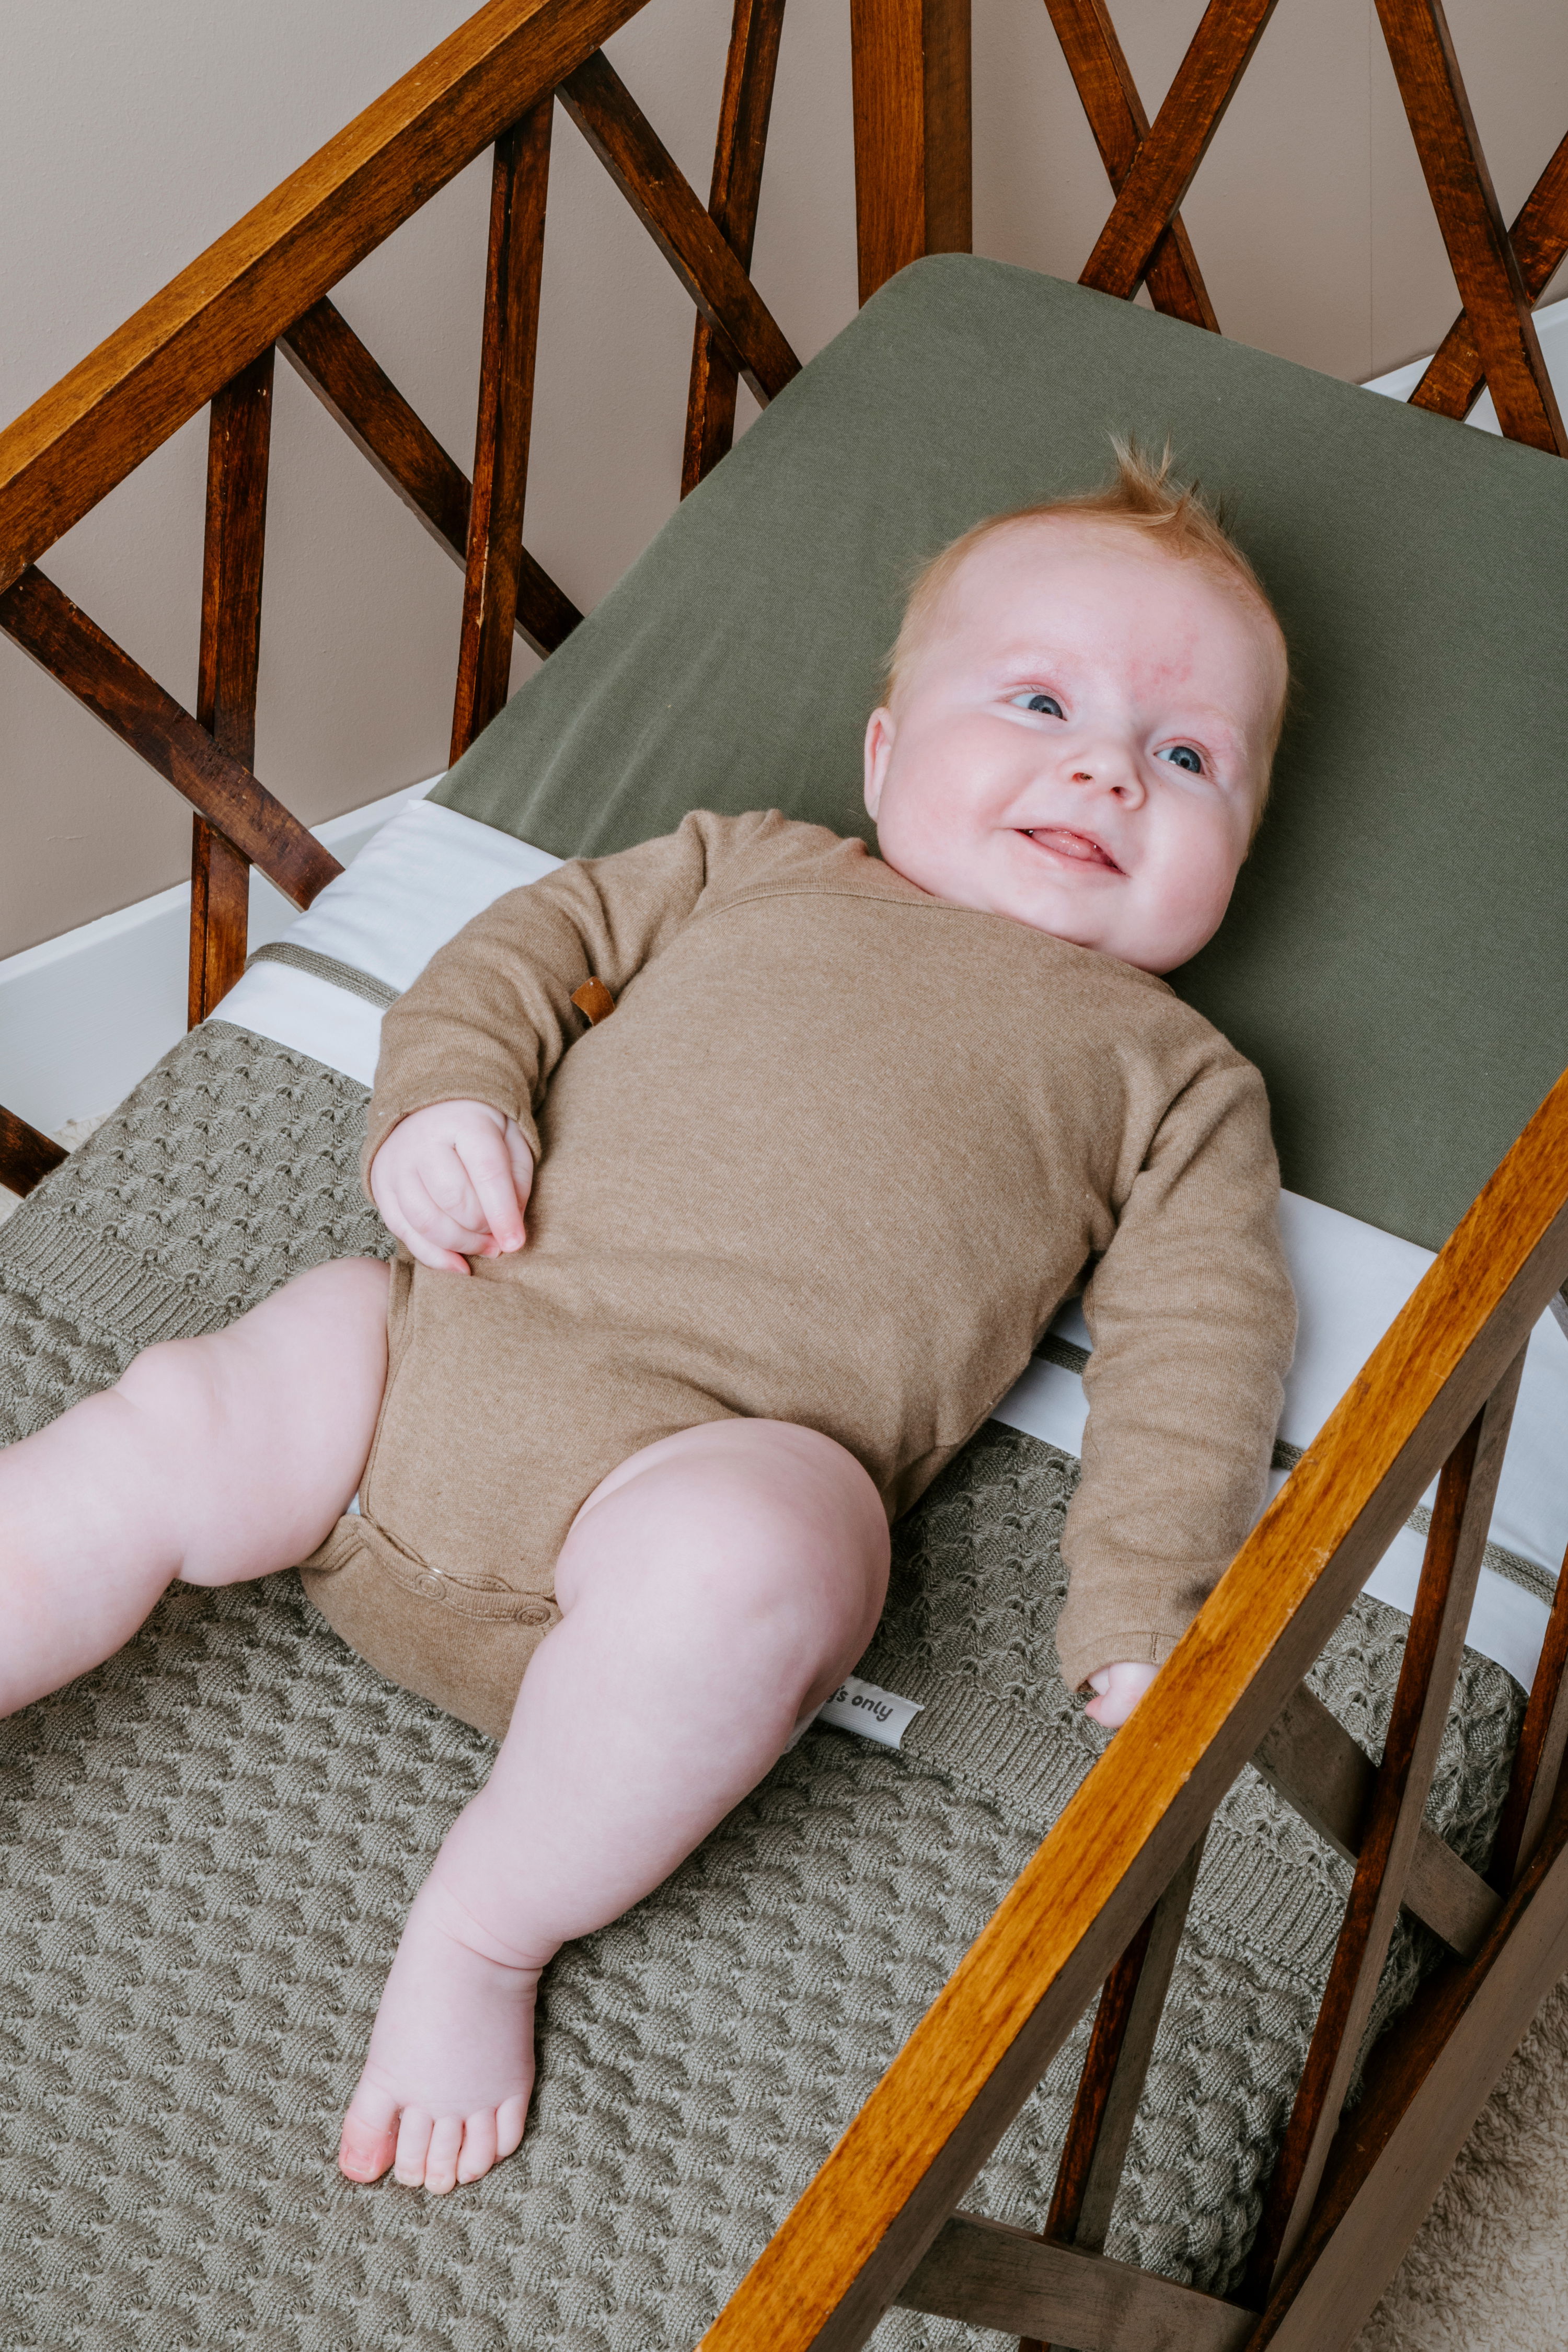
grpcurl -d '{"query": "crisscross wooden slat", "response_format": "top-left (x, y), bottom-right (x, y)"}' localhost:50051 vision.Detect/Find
top-left (682, 0), bottom-right (788, 495)
top-left (0, 1105), bottom-right (68, 1199)
top-left (1246, 1351), bottom-right (1528, 2301)
top-left (1412, 126), bottom-right (1568, 421)
top-left (0, 0), bottom-right (651, 597)
top-left (1043, 0), bottom-right (1218, 330)
top-left (1489, 1535), bottom-right (1568, 1890)
top-left (1375, 0), bottom-right (1566, 456)
top-left (1021, 1835), bottom-right (1206, 2352)
top-left (451, 98), bottom-right (553, 760)
top-left (557, 49), bottom-right (800, 403)
top-left (1078, 0), bottom-right (1278, 304)
top-left (901, 2211), bottom-right (1254, 2347)
top-left (1254, 1682), bottom-right (1500, 1957)
top-left (279, 297), bottom-right (580, 656)
top-left (0, 568), bottom-right (340, 910)
top-left (1254, 1769), bottom-right (1568, 2350)
top-left (189, 348), bottom-right (273, 1025)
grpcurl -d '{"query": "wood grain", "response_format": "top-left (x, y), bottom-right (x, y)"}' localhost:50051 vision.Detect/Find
top-left (682, 0), bottom-right (788, 497)
top-left (899, 2212), bottom-right (1254, 2349)
top-left (0, 567), bottom-right (340, 910)
top-left (1490, 1534), bottom-right (1568, 1889)
top-left (0, 1105), bottom-right (68, 1198)
top-left (279, 296), bottom-right (581, 657)
top-left (697, 1064), bottom-right (1568, 2352)
top-left (1078, 0), bottom-right (1279, 304)
top-left (849, 0), bottom-right (972, 305)
top-left (557, 49), bottom-right (799, 402)
top-left (450, 100), bottom-right (553, 762)
top-left (1253, 1683), bottom-right (1500, 1958)
top-left (1374, 0), bottom-right (1566, 455)
top-left (1247, 1356), bottom-right (1526, 2300)
top-left (1254, 1771), bottom-right (1568, 2350)
top-left (0, 0), bottom-right (650, 596)
top-left (189, 349), bottom-right (273, 1025)
top-left (1043, 0), bottom-right (1218, 330)
top-left (1411, 125), bottom-right (1568, 420)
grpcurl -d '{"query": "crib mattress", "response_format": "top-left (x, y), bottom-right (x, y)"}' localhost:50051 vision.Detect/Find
top-left (0, 1023), bottom-right (1523, 2350)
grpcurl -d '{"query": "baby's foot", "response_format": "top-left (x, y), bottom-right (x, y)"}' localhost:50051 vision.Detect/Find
top-left (339, 1870), bottom-right (544, 2193)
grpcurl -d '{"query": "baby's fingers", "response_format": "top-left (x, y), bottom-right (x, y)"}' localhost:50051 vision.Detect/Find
top-left (459, 1126), bottom-right (531, 1255)
top-left (386, 1172), bottom-right (488, 1275)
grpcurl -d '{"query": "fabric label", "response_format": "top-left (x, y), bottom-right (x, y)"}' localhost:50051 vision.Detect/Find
top-left (811, 1673), bottom-right (925, 1750)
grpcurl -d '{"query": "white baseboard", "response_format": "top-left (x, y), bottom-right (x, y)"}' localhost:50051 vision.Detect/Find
top-left (0, 777), bottom-right (439, 1135)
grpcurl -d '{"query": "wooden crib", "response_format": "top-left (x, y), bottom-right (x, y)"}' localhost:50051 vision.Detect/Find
top-left (3, 5), bottom-right (1567, 2348)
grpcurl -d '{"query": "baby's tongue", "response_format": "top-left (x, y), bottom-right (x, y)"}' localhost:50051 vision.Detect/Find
top-left (1032, 827), bottom-right (1107, 865)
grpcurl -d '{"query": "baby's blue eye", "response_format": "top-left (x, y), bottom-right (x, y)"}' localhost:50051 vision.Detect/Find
top-left (1156, 744), bottom-right (1204, 774)
top-left (1010, 692), bottom-right (1064, 718)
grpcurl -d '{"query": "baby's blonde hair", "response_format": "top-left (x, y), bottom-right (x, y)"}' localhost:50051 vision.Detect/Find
top-left (886, 440), bottom-right (1289, 808)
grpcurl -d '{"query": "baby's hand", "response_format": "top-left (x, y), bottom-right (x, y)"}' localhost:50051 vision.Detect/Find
top-left (1084, 1660), bottom-right (1160, 1728)
top-left (370, 1100), bottom-right (534, 1275)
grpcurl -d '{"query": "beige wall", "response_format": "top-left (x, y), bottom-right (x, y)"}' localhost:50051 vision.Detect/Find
top-left (3, 0), bottom-right (1566, 959)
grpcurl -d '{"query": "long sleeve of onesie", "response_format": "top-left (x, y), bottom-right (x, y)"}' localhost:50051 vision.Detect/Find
top-left (363, 808), bottom-right (782, 1178)
top-left (1054, 1053), bottom-right (1296, 1692)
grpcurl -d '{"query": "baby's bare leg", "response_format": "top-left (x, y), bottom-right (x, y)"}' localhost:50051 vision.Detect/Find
top-left (0, 1255), bottom-right (389, 1716)
top-left (339, 1417), bottom-right (890, 2194)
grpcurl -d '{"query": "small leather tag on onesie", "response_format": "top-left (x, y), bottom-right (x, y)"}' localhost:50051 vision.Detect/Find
top-left (571, 976), bottom-right (616, 1024)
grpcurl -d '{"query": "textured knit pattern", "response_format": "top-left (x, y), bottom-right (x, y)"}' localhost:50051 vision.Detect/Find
top-left (0, 1024), bottom-right (1520, 2350)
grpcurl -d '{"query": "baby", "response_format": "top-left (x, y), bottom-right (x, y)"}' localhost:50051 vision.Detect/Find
top-left (2, 445), bottom-right (1295, 2198)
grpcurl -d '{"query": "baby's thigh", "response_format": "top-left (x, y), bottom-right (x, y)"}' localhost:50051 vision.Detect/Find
top-left (559, 1420), bottom-right (891, 1667)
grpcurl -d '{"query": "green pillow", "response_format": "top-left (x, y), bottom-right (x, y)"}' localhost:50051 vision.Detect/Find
top-left (435, 256), bottom-right (1568, 1250)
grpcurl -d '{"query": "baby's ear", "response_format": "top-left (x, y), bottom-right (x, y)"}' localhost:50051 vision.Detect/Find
top-left (863, 707), bottom-right (895, 820)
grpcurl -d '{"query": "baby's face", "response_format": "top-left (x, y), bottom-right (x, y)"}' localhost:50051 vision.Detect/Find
top-left (863, 517), bottom-right (1286, 973)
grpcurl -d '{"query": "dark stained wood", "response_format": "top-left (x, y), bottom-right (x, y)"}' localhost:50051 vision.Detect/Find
top-left (1254, 1682), bottom-right (1500, 1957)
top-left (0, 567), bottom-right (340, 910)
top-left (557, 50), bottom-right (800, 402)
top-left (1489, 1536), bottom-right (1568, 1889)
top-left (0, 1104), bottom-right (68, 1198)
top-left (279, 297), bottom-right (580, 658)
top-left (1412, 123), bottom-right (1568, 421)
top-left (1253, 1770), bottom-right (1568, 2350)
top-left (849, 0), bottom-right (972, 305)
top-left (698, 1068), bottom-right (1568, 2349)
top-left (1246, 1354), bottom-right (1527, 2301)
top-left (900, 2211), bottom-right (1255, 2349)
top-left (682, 0), bottom-right (788, 497)
top-left (1078, 0), bottom-right (1279, 304)
top-left (0, 0), bottom-right (654, 596)
top-left (1042, 0), bottom-right (1219, 330)
top-left (1022, 1837), bottom-right (1206, 2352)
top-left (1374, 0), bottom-right (1566, 455)
top-left (189, 348), bottom-right (273, 1025)
top-left (451, 100), bottom-right (553, 762)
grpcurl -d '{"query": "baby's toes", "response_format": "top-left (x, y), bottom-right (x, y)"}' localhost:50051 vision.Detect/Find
top-left (421, 2114), bottom-right (467, 2196)
top-left (394, 2107), bottom-right (436, 2187)
top-left (456, 2108), bottom-right (499, 2184)
top-left (497, 2094), bottom-right (528, 2164)
top-left (338, 2092), bottom-right (399, 2184)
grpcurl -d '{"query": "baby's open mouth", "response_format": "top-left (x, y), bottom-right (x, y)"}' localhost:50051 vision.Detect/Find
top-left (1019, 826), bottom-right (1123, 873)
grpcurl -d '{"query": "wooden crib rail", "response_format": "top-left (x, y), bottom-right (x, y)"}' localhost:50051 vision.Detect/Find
top-left (699, 1064), bottom-right (1568, 2351)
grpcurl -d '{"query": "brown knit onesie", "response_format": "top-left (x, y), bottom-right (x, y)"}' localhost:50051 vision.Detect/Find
top-left (301, 810), bottom-right (1296, 1739)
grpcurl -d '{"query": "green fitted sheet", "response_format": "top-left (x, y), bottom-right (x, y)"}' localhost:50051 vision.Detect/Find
top-left (435, 256), bottom-right (1568, 1251)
